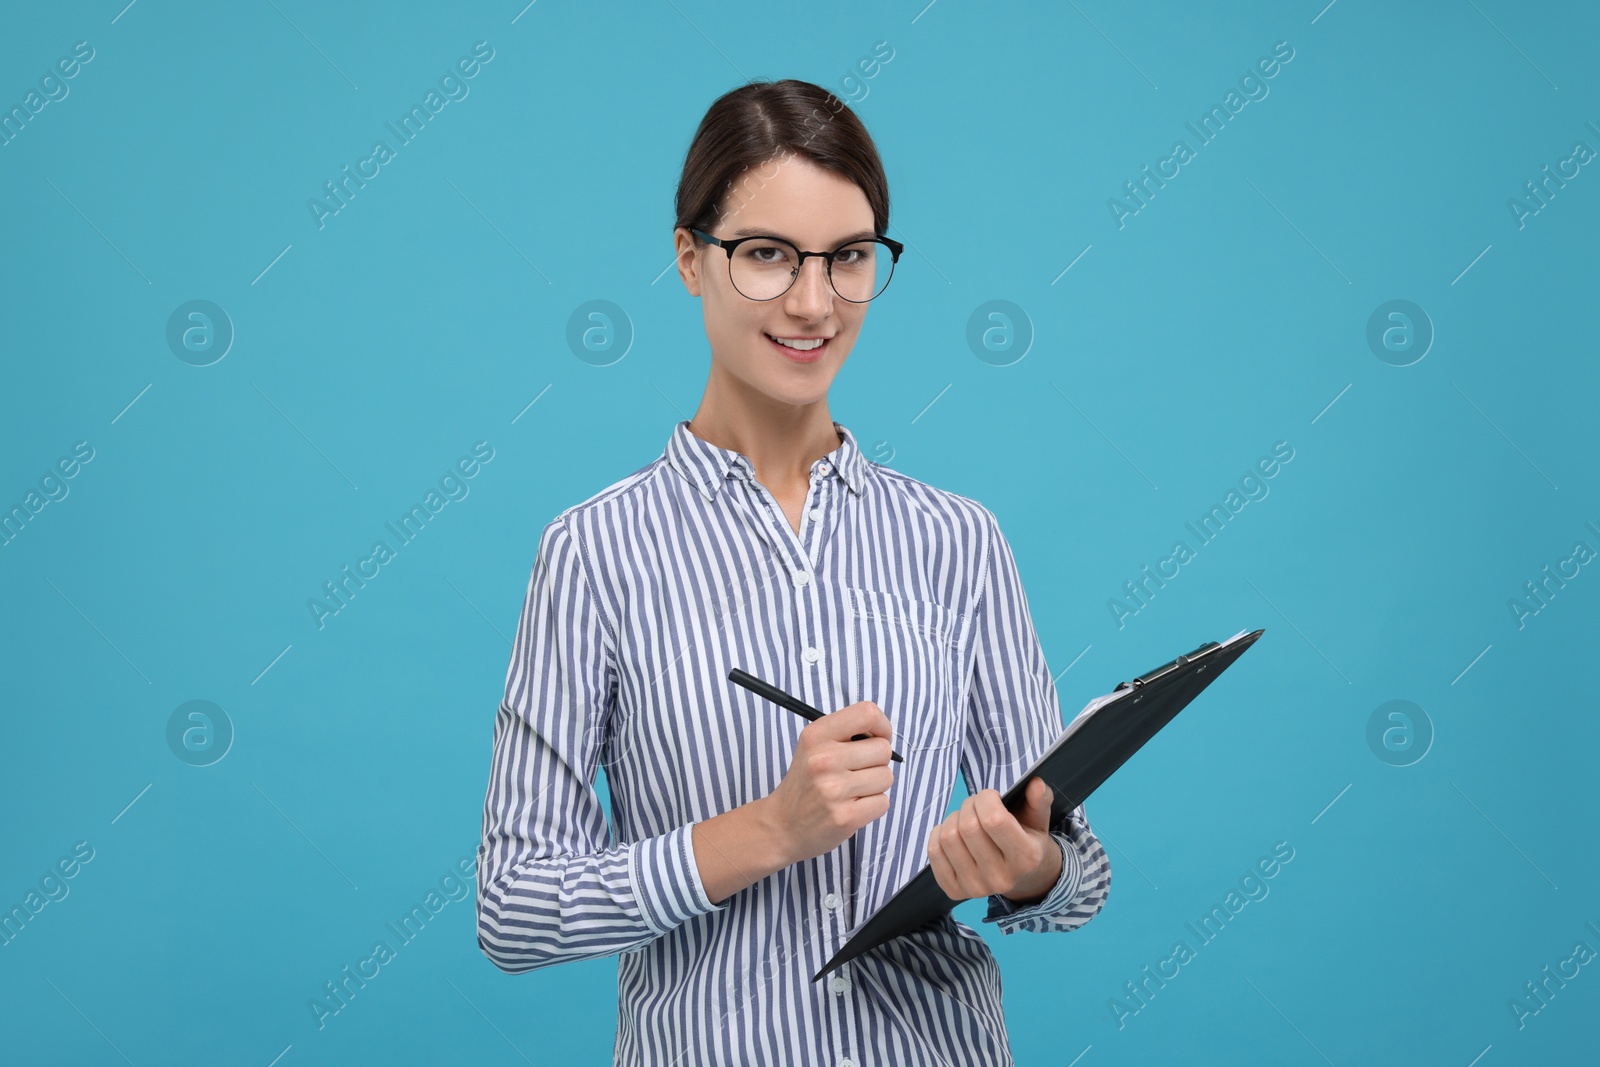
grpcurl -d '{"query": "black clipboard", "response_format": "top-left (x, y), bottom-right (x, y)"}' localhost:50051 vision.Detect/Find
top-left (813, 627), bottom-right (1265, 981)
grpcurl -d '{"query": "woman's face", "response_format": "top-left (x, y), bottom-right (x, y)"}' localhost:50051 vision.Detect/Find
top-left (675, 155), bottom-right (876, 410)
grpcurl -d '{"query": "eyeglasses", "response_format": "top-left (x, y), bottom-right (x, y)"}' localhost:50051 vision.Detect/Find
top-left (690, 227), bottom-right (903, 303)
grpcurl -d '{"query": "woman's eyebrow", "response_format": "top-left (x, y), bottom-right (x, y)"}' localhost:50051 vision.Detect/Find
top-left (729, 227), bottom-right (878, 244)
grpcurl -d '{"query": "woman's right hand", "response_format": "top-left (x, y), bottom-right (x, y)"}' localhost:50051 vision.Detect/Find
top-left (761, 701), bottom-right (896, 866)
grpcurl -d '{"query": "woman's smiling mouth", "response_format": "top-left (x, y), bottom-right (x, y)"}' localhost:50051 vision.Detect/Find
top-left (766, 333), bottom-right (830, 362)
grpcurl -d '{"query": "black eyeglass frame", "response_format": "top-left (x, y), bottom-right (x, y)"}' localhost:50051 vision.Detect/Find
top-left (689, 226), bottom-right (904, 303)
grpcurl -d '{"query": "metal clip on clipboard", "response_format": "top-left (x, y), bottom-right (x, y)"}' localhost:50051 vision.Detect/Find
top-left (1114, 639), bottom-right (1223, 692)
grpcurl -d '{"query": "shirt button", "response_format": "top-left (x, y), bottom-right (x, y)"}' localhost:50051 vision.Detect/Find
top-left (830, 975), bottom-right (850, 995)
top-left (793, 571), bottom-right (810, 587)
top-left (808, 508), bottom-right (822, 520)
top-left (823, 892), bottom-right (840, 910)
top-left (839, 1058), bottom-right (856, 1067)
top-left (802, 646), bottom-right (821, 664)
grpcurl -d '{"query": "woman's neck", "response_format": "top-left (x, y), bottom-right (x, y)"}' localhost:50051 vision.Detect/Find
top-left (688, 387), bottom-right (841, 494)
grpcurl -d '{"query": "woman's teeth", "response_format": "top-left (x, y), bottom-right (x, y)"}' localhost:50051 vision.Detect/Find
top-left (768, 334), bottom-right (825, 351)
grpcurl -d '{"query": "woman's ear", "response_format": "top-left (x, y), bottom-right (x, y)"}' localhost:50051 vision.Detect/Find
top-left (674, 227), bottom-right (703, 297)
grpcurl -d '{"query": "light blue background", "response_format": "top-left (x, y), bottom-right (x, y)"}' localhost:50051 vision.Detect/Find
top-left (3, 1), bottom-right (1597, 1063)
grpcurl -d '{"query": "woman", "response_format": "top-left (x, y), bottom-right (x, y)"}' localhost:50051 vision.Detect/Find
top-left (477, 79), bottom-right (1111, 1066)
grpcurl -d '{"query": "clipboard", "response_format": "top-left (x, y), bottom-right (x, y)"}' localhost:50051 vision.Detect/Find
top-left (813, 627), bottom-right (1266, 981)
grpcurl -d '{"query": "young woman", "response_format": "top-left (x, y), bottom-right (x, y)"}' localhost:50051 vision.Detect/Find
top-left (477, 79), bottom-right (1110, 1066)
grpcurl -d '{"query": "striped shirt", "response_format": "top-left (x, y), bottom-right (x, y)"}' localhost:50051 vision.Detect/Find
top-left (476, 419), bottom-right (1111, 1065)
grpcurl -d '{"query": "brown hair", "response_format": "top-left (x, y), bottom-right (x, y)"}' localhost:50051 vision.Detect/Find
top-left (674, 79), bottom-right (890, 244)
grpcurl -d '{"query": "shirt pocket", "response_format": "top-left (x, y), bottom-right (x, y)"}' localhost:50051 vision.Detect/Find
top-left (842, 586), bottom-right (966, 757)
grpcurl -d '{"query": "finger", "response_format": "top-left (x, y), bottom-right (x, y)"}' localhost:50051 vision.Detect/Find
top-left (842, 763), bottom-right (894, 800)
top-left (972, 789), bottom-right (1033, 869)
top-left (848, 791), bottom-right (891, 824)
top-left (938, 814), bottom-right (981, 893)
top-left (835, 734), bottom-right (895, 771)
top-left (927, 827), bottom-right (958, 899)
top-left (1024, 777), bottom-right (1056, 832)
top-left (957, 796), bottom-right (1009, 880)
top-left (836, 700), bottom-right (894, 742)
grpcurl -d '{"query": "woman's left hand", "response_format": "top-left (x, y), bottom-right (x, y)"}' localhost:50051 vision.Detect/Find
top-left (927, 777), bottom-right (1062, 905)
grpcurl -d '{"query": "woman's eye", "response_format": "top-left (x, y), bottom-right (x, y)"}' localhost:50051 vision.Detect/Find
top-left (740, 245), bottom-right (789, 266)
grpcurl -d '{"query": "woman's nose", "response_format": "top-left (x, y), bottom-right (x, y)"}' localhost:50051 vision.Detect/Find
top-left (785, 256), bottom-right (833, 316)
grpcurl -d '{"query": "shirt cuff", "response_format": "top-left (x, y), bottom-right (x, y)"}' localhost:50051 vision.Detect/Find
top-left (981, 830), bottom-right (1083, 934)
top-left (629, 822), bottom-right (730, 935)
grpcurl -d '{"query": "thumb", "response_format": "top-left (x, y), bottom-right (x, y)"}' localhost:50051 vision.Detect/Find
top-left (1019, 778), bottom-right (1054, 834)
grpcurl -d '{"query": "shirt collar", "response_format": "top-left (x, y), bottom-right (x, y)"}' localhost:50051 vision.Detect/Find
top-left (664, 419), bottom-right (870, 503)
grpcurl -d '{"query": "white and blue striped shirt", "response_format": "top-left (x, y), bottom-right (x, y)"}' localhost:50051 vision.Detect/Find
top-left (476, 419), bottom-right (1111, 1065)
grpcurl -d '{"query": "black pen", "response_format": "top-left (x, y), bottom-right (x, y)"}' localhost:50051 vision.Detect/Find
top-left (727, 667), bottom-right (904, 763)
